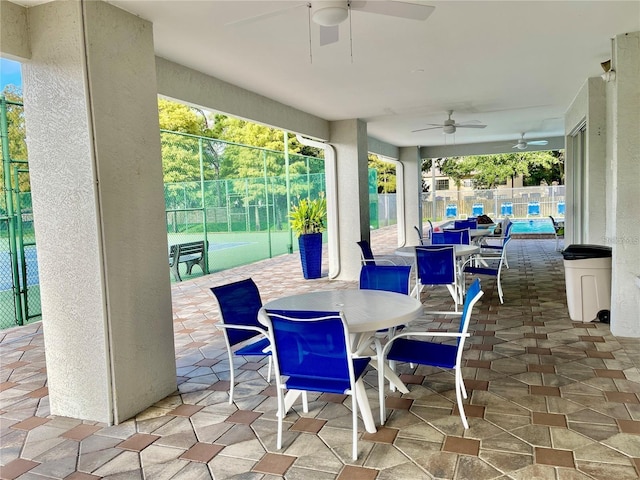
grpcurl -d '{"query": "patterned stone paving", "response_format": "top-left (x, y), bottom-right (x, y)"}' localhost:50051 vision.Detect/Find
top-left (1, 226), bottom-right (639, 479)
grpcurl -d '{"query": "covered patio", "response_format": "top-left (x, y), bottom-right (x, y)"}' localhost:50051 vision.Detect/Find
top-left (2, 228), bottom-right (639, 479)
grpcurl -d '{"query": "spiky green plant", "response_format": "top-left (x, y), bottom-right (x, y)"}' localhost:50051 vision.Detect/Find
top-left (289, 196), bottom-right (327, 237)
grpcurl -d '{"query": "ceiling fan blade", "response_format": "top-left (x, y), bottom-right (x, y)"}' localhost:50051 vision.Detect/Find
top-left (411, 126), bottom-right (442, 132)
top-left (351, 1), bottom-right (435, 20)
top-left (528, 140), bottom-right (549, 145)
top-left (225, 3), bottom-right (305, 27)
top-left (319, 25), bottom-right (339, 46)
top-left (455, 124), bottom-right (487, 129)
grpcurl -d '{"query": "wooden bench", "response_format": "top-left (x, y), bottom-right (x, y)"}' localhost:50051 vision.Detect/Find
top-left (169, 240), bottom-right (208, 282)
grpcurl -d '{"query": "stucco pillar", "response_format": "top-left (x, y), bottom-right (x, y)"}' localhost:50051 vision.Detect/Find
top-left (22, 0), bottom-right (176, 423)
top-left (608, 32), bottom-right (640, 337)
top-left (330, 119), bottom-right (370, 281)
top-left (398, 147), bottom-right (422, 246)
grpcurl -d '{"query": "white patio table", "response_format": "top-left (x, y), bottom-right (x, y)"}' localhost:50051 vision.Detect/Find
top-left (260, 289), bottom-right (423, 433)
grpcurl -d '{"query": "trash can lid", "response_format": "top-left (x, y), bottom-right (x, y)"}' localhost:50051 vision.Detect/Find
top-left (562, 244), bottom-right (612, 260)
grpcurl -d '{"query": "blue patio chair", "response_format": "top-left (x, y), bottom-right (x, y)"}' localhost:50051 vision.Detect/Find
top-left (445, 204), bottom-right (458, 218)
top-left (433, 228), bottom-right (470, 245)
top-left (359, 264), bottom-right (412, 296)
top-left (500, 202), bottom-right (513, 217)
top-left (557, 201), bottom-right (565, 216)
top-left (454, 218), bottom-right (477, 230)
top-left (261, 309), bottom-right (371, 460)
top-left (527, 201), bottom-right (541, 216)
top-left (463, 237), bottom-right (511, 303)
top-left (379, 279), bottom-right (484, 428)
top-left (211, 278), bottom-right (272, 404)
top-left (359, 264), bottom-right (412, 422)
top-left (479, 219), bottom-right (512, 269)
top-left (472, 203), bottom-right (484, 217)
top-left (414, 245), bottom-right (461, 310)
top-left (357, 240), bottom-right (403, 266)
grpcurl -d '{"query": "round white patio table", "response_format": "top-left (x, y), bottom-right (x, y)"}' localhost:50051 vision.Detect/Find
top-left (260, 289), bottom-right (423, 433)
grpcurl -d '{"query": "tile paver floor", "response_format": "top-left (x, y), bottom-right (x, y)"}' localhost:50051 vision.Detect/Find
top-left (1, 226), bottom-right (639, 479)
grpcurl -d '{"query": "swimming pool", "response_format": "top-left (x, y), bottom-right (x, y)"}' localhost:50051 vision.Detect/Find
top-left (510, 218), bottom-right (556, 234)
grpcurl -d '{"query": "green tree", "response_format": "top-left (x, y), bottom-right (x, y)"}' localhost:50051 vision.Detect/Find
top-left (435, 151), bottom-right (562, 190)
top-left (369, 154), bottom-right (396, 193)
top-left (158, 98), bottom-right (211, 135)
top-left (1, 86), bottom-right (29, 199)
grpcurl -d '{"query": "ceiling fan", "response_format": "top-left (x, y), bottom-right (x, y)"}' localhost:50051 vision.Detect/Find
top-left (412, 110), bottom-right (487, 135)
top-left (228, 1), bottom-right (435, 48)
top-left (513, 133), bottom-right (549, 150)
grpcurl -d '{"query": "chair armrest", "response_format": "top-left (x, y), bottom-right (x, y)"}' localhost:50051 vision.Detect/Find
top-left (382, 330), bottom-right (470, 356)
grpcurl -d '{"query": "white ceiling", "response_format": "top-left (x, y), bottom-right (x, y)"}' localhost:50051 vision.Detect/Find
top-left (21, 1), bottom-right (640, 148)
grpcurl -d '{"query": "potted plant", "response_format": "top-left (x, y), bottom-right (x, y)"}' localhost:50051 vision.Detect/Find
top-left (289, 195), bottom-right (327, 279)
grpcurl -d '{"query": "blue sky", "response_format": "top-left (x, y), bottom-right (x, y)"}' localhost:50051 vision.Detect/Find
top-left (1, 58), bottom-right (23, 92)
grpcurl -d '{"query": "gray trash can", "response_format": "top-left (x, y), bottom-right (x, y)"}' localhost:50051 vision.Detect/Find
top-left (562, 245), bottom-right (612, 322)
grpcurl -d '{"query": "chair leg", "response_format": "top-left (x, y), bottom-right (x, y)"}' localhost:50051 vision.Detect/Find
top-left (228, 352), bottom-right (236, 404)
top-left (302, 391), bottom-right (309, 413)
top-left (267, 357), bottom-right (272, 382)
top-left (455, 369), bottom-right (469, 429)
top-left (497, 276), bottom-right (504, 304)
top-left (375, 338), bottom-right (387, 425)
top-left (276, 389), bottom-right (285, 450)
top-left (351, 392), bottom-right (358, 460)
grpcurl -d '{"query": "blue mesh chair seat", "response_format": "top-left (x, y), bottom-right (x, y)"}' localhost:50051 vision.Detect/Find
top-left (261, 309), bottom-right (371, 460)
top-left (380, 279), bottom-right (484, 429)
top-left (211, 278), bottom-right (272, 404)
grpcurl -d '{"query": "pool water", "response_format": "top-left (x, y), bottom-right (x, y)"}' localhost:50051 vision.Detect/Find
top-left (511, 218), bottom-right (556, 234)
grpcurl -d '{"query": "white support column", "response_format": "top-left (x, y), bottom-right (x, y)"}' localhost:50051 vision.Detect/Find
top-left (398, 147), bottom-right (422, 246)
top-left (23, 0), bottom-right (176, 423)
top-left (330, 119), bottom-right (370, 281)
top-left (608, 32), bottom-right (640, 337)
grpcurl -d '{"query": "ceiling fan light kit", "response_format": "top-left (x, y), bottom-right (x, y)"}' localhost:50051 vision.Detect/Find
top-left (311, 1), bottom-right (349, 26)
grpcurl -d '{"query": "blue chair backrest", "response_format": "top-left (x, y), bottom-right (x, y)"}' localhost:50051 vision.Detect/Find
top-left (458, 279), bottom-right (483, 337)
top-left (211, 278), bottom-right (263, 347)
top-left (445, 204), bottom-right (457, 218)
top-left (557, 202), bottom-right (565, 215)
top-left (357, 240), bottom-right (376, 265)
top-left (415, 246), bottom-right (456, 285)
top-left (503, 219), bottom-right (513, 238)
top-left (454, 219), bottom-right (477, 230)
top-left (472, 204), bottom-right (484, 216)
top-left (263, 310), bottom-right (351, 383)
top-left (443, 228), bottom-right (470, 244)
top-left (528, 202), bottom-right (540, 215)
top-left (359, 265), bottom-right (411, 295)
top-left (501, 202), bottom-right (513, 216)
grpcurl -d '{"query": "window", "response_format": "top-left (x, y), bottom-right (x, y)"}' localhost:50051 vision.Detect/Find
top-left (436, 179), bottom-right (449, 190)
